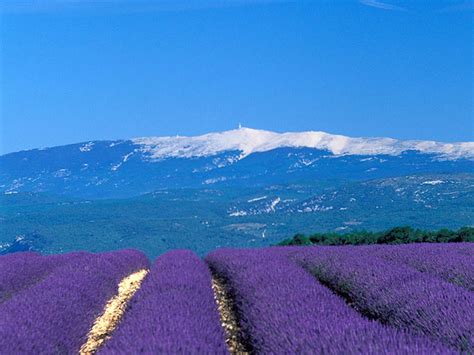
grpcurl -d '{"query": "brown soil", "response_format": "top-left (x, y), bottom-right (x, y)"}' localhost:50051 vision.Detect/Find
top-left (211, 275), bottom-right (249, 355)
top-left (79, 269), bottom-right (148, 354)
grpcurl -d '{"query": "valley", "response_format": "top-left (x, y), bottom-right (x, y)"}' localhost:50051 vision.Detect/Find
top-left (1, 129), bottom-right (472, 258)
top-left (1, 172), bottom-right (472, 259)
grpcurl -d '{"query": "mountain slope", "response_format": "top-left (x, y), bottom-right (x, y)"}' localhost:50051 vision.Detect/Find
top-left (1, 173), bottom-right (472, 258)
top-left (1, 128), bottom-right (473, 199)
top-left (134, 127), bottom-right (474, 160)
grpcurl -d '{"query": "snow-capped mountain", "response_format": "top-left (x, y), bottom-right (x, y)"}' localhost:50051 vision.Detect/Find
top-left (1, 128), bottom-right (473, 198)
top-left (1, 128), bottom-right (473, 256)
top-left (135, 127), bottom-right (474, 160)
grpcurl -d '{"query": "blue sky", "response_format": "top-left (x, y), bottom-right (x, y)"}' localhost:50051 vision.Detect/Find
top-left (0, 0), bottom-right (472, 154)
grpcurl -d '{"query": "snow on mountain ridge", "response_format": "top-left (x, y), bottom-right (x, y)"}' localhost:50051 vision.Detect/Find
top-left (132, 127), bottom-right (474, 160)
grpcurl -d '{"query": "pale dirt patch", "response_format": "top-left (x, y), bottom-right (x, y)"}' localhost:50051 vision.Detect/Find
top-left (212, 276), bottom-right (249, 355)
top-left (79, 269), bottom-right (148, 354)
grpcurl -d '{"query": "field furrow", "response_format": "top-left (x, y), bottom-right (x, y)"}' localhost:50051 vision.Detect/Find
top-left (206, 248), bottom-right (451, 354)
top-left (212, 274), bottom-right (250, 354)
top-left (0, 252), bottom-right (67, 304)
top-left (0, 249), bottom-right (148, 353)
top-left (80, 269), bottom-right (148, 354)
top-left (99, 250), bottom-right (228, 354)
top-left (291, 246), bottom-right (474, 351)
top-left (370, 243), bottom-right (474, 291)
top-left (0, 243), bottom-right (471, 353)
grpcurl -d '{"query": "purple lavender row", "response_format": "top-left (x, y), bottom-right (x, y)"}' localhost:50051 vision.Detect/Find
top-left (0, 252), bottom-right (43, 303)
top-left (369, 243), bottom-right (474, 291)
top-left (291, 246), bottom-right (474, 352)
top-left (206, 248), bottom-right (451, 354)
top-left (0, 249), bottom-right (149, 353)
top-left (0, 252), bottom-right (79, 304)
top-left (100, 250), bottom-right (228, 354)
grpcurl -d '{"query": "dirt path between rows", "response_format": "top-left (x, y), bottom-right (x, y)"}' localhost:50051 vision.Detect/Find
top-left (211, 275), bottom-right (250, 355)
top-left (79, 269), bottom-right (148, 354)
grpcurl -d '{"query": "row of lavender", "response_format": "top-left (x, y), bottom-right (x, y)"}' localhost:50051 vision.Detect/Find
top-left (288, 243), bottom-right (474, 352)
top-left (99, 250), bottom-right (228, 353)
top-left (0, 250), bottom-right (149, 353)
top-left (0, 252), bottom-right (64, 304)
top-left (0, 243), bottom-right (472, 353)
top-left (0, 249), bottom-right (229, 354)
top-left (370, 243), bottom-right (473, 291)
top-left (99, 248), bottom-right (452, 354)
top-left (206, 248), bottom-right (452, 353)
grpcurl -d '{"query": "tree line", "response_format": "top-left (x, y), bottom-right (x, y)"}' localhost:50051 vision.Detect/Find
top-left (277, 226), bottom-right (474, 246)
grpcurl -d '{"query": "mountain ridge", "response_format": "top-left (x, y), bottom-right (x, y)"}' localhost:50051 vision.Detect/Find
top-left (1, 127), bottom-right (473, 199)
top-left (3, 127), bottom-right (474, 160)
top-left (133, 127), bottom-right (474, 161)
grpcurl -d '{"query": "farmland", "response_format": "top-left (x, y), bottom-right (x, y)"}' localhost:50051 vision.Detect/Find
top-left (0, 243), bottom-right (472, 353)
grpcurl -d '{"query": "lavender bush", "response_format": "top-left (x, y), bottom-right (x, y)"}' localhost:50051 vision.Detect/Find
top-left (370, 243), bottom-right (474, 291)
top-left (0, 252), bottom-right (81, 304)
top-left (206, 248), bottom-right (452, 354)
top-left (100, 250), bottom-right (228, 354)
top-left (291, 246), bottom-right (474, 351)
top-left (0, 249), bottom-right (148, 353)
top-left (0, 252), bottom-right (43, 303)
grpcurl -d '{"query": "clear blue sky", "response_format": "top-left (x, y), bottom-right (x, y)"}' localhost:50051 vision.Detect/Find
top-left (0, 0), bottom-right (472, 154)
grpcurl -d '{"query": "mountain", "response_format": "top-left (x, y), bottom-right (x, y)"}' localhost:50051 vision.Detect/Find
top-left (1, 128), bottom-right (473, 199)
top-left (1, 128), bottom-right (472, 257)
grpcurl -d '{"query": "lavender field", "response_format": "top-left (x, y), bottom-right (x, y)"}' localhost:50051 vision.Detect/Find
top-left (0, 243), bottom-right (472, 354)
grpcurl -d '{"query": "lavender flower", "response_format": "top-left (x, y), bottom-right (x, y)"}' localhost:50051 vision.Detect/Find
top-left (0, 252), bottom-right (89, 304)
top-left (292, 246), bottom-right (474, 351)
top-left (207, 248), bottom-right (452, 354)
top-left (0, 249), bottom-right (148, 353)
top-left (370, 243), bottom-right (474, 291)
top-left (100, 250), bottom-right (228, 354)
